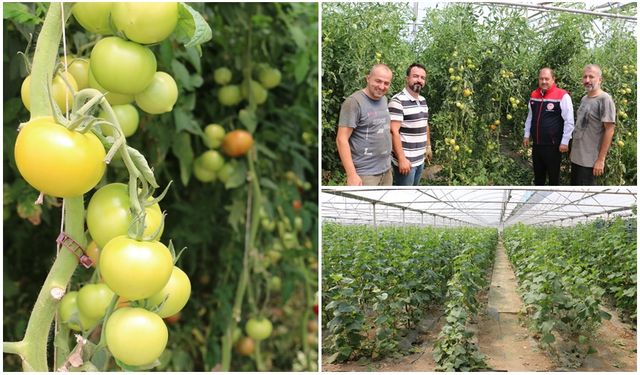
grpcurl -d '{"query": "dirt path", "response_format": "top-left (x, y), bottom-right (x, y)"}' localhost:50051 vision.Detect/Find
top-left (322, 240), bottom-right (637, 371)
top-left (477, 240), bottom-right (555, 371)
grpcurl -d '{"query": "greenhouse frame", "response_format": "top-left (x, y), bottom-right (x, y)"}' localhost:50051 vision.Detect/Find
top-left (321, 187), bottom-right (637, 228)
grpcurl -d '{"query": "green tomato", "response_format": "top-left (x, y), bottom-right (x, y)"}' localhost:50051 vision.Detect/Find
top-left (134, 71), bottom-right (178, 114)
top-left (112, 2), bottom-right (178, 44)
top-left (77, 283), bottom-right (115, 320)
top-left (241, 79), bottom-right (268, 105)
top-left (258, 68), bottom-right (281, 89)
top-left (218, 85), bottom-right (242, 106)
top-left (90, 36), bottom-right (157, 95)
top-left (72, 2), bottom-right (114, 35)
top-left (88, 68), bottom-right (134, 105)
top-left (66, 57), bottom-right (90, 89)
top-left (14, 117), bottom-right (105, 198)
top-left (99, 104), bottom-right (139, 137)
top-left (100, 236), bottom-right (174, 301)
top-left (105, 307), bottom-right (168, 366)
top-left (268, 276), bottom-right (282, 292)
top-left (245, 317), bottom-right (273, 341)
top-left (59, 291), bottom-right (98, 331)
top-left (214, 67), bottom-right (232, 85)
top-left (217, 163), bottom-right (235, 184)
top-left (203, 123), bottom-right (226, 149)
top-left (147, 266), bottom-right (191, 318)
top-left (87, 183), bottom-right (163, 248)
top-left (193, 159), bottom-right (217, 182)
top-left (197, 150), bottom-right (224, 172)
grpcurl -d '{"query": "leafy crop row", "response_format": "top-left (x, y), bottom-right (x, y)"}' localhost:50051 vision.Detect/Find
top-left (502, 217), bottom-right (636, 366)
top-left (432, 235), bottom-right (495, 371)
top-left (322, 223), bottom-right (497, 364)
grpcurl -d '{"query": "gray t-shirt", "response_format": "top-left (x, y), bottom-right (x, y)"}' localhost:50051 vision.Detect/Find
top-left (338, 90), bottom-right (391, 175)
top-left (570, 92), bottom-right (616, 168)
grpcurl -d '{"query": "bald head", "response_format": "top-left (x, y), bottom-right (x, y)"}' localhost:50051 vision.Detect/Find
top-left (364, 64), bottom-right (392, 100)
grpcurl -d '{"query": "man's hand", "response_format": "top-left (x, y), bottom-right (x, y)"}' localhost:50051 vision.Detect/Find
top-left (523, 137), bottom-right (529, 148)
top-left (346, 173), bottom-right (363, 186)
top-left (559, 144), bottom-right (568, 153)
top-left (425, 145), bottom-right (433, 162)
top-left (593, 159), bottom-right (605, 176)
top-left (398, 158), bottom-right (411, 175)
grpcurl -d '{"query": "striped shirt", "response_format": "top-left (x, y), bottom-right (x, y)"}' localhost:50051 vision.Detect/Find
top-left (389, 88), bottom-right (429, 167)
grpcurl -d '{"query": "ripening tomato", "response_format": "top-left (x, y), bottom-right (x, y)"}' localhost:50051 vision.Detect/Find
top-left (77, 283), bottom-right (115, 320)
top-left (245, 317), bottom-right (273, 341)
top-left (72, 2), bottom-right (114, 35)
top-left (58, 291), bottom-right (99, 331)
top-left (235, 336), bottom-right (255, 356)
top-left (111, 2), bottom-right (179, 44)
top-left (87, 183), bottom-right (163, 248)
top-left (147, 266), bottom-right (191, 318)
top-left (88, 68), bottom-right (135, 105)
top-left (100, 236), bottom-right (173, 300)
top-left (14, 118), bottom-right (105, 198)
top-left (99, 104), bottom-right (139, 137)
top-left (105, 307), bottom-right (168, 366)
top-left (90, 37), bottom-right (157, 95)
top-left (134, 72), bottom-right (178, 114)
top-left (21, 72), bottom-right (79, 112)
top-left (222, 130), bottom-right (254, 157)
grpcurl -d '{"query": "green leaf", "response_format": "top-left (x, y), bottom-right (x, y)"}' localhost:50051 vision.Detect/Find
top-left (171, 60), bottom-right (193, 91)
top-left (176, 3), bottom-right (212, 52)
top-left (3, 3), bottom-right (42, 25)
top-left (173, 107), bottom-right (202, 135)
top-left (224, 161), bottom-right (247, 189)
top-left (294, 51), bottom-right (310, 84)
top-left (171, 131), bottom-right (194, 186)
top-left (238, 108), bottom-right (258, 133)
top-left (288, 25), bottom-right (306, 48)
top-left (598, 310), bottom-right (612, 320)
top-left (540, 320), bottom-right (555, 333)
top-left (541, 333), bottom-right (555, 344)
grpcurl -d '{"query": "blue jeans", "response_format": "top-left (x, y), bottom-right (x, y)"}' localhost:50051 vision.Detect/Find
top-left (393, 163), bottom-right (424, 186)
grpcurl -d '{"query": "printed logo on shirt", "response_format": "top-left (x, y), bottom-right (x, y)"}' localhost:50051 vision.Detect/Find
top-left (546, 103), bottom-right (555, 111)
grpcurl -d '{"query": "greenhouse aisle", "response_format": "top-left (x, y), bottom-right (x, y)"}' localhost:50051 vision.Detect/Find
top-left (477, 239), bottom-right (554, 371)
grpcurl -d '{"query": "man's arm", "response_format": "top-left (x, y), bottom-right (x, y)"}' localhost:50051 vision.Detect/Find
top-left (593, 122), bottom-right (614, 176)
top-left (336, 126), bottom-right (362, 185)
top-left (523, 101), bottom-right (533, 148)
top-left (425, 122), bottom-right (432, 162)
top-left (390, 120), bottom-right (410, 174)
top-left (559, 94), bottom-right (575, 152)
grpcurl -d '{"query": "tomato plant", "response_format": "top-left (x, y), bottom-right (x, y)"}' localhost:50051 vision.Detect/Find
top-left (14, 117), bottom-right (106, 198)
top-left (105, 307), bottom-right (168, 366)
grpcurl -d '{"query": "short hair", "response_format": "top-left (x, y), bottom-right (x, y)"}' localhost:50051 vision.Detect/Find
top-left (584, 64), bottom-right (602, 77)
top-left (406, 63), bottom-right (427, 77)
top-left (539, 67), bottom-right (555, 79)
top-left (369, 63), bottom-right (392, 76)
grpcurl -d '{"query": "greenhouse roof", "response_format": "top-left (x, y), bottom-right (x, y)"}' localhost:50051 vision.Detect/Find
top-left (321, 187), bottom-right (637, 228)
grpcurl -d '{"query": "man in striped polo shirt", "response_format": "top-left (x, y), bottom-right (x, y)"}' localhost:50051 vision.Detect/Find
top-left (389, 63), bottom-right (431, 186)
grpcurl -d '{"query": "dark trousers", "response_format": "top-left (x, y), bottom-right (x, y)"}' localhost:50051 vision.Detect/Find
top-left (571, 163), bottom-right (596, 185)
top-left (532, 145), bottom-right (561, 185)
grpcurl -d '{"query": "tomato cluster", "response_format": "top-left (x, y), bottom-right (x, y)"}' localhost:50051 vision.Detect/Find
top-left (193, 125), bottom-right (255, 183)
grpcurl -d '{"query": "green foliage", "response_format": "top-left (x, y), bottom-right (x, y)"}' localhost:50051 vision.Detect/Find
top-left (3, 2), bottom-right (318, 371)
top-left (322, 2), bottom-right (637, 185)
top-left (503, 217), bottom-right (636, 367)
top-left (322, 223), bottom-right (496, 363)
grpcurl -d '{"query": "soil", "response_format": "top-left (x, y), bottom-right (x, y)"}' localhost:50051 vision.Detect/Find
top-left (321, 240), bottom-right (637, 372)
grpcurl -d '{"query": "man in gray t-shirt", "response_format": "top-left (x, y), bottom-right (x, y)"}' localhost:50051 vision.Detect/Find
top-left (336, 64), bottom-right (393, 186)
top-left (570, 64), bottom-right (616, 185)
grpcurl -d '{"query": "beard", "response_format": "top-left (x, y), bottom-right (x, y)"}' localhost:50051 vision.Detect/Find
top-left (411, 83), bottom-right (422, 93)
top-left (584, 82), bottom-right (599, 92)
